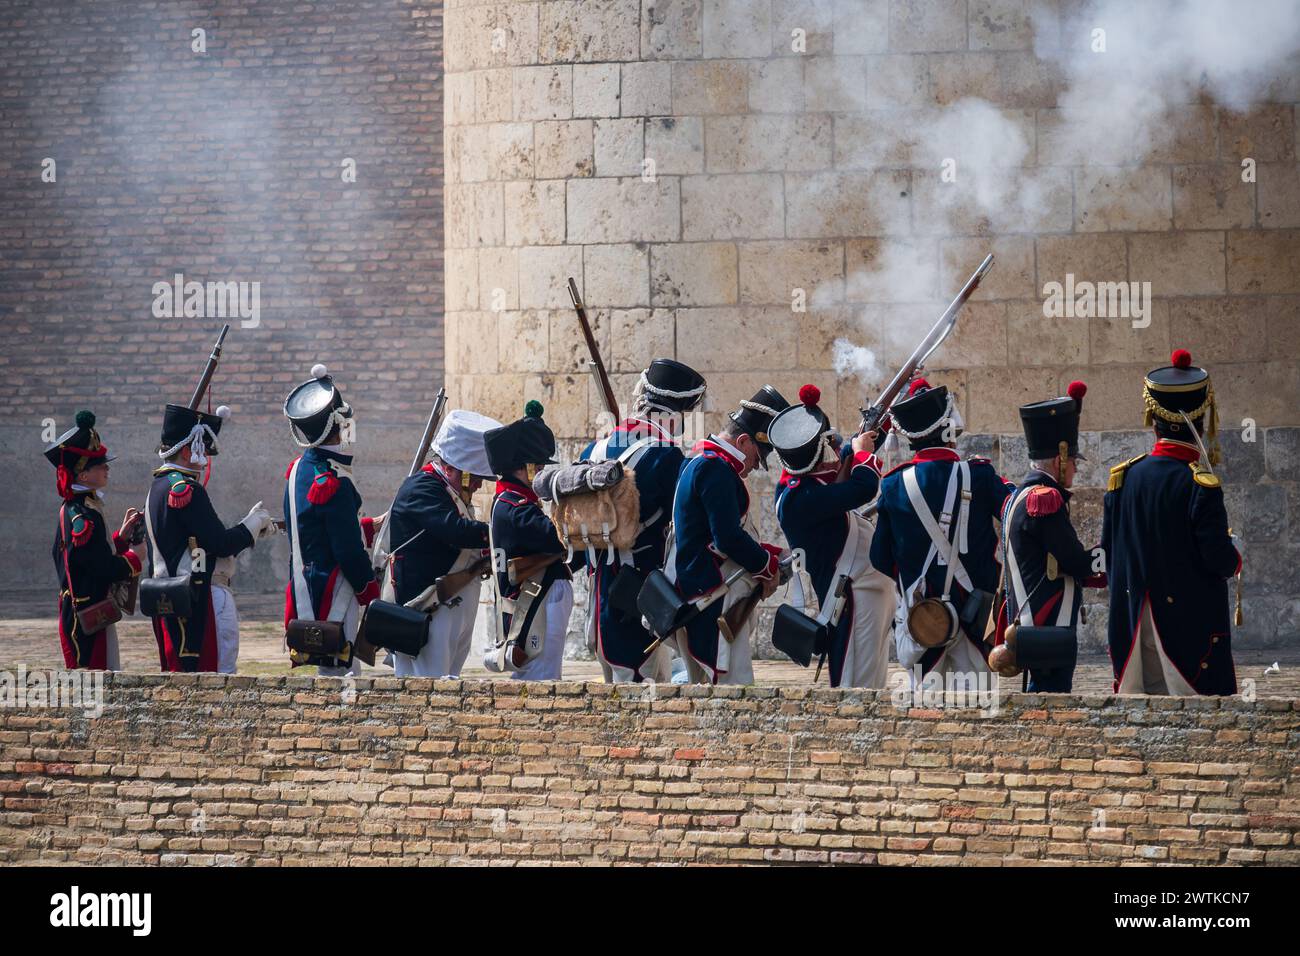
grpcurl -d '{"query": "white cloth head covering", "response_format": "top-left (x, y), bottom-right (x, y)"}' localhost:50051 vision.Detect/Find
top-left (431, 409), bottom-right (503, 478)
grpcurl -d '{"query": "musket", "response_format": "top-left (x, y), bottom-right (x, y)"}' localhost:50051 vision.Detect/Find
top-left (836, 254), bottom-right (993, 484)
top-left (371, 387), bottom-right (449, 572)
top-left (567, 277), bottom-right (620, 424)
top-left (188, 324), bottom-right (231, 410)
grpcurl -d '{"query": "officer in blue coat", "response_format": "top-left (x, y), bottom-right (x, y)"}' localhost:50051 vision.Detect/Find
top-left (1102, 349), bottom-right (1240, 696)
top-left (869, 378), bottom-right (1013, 683)
top-left (579, 359), bottom-right (707, 683)
top-left (147, 401), bottom-right (272, 672)
top-left (386, 409), bottom-right (500, 678)
top-left (484, 401), bottom-right (574, 681)
top-left (282, 365), bottom-right (382, 676)
top-left (671, 385), bottom-right (788, 684)
top-left (47, 410), bottom-right (144, 671)
top-left (993, 381), bottom-right (1106, 693)
top-left (771, 384), bottom-right (894, 688)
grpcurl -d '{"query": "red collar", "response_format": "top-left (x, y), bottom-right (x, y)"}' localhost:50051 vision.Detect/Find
top-left (423, 460), bottom-right (459, 492)
top-left (1151, 438), bottom-right (1199, 462)
top-left (911, 447), bottom-right (960, 464)
top-left (495, 477), bottom-right (539, 504)
top-left (693, 438), bottom-right (744, 476)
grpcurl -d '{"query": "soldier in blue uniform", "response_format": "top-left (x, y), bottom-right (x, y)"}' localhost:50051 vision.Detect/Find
top-left (771, 384), bottom-right (894, 688)
top-left (46, 410), bottom-right (144, 670)
top-left (483, 401), bottom-right (574, 681)
top-left (386, 409), bottom-right (500, 678)
top-left (282, 365), bottom-right (382, 676)
top-left (670, 385), bottom-right (789, 684)
top-left (993, 381), bottom-right (1106, 692)
top-left (1102, 349), bottom-right (1241, 696)
top-left (579, 359), bottom-right (707, 683)
top-left (869, 378), bottom-right (1013, 683)
top-left (146, 401), bottom-right (273, 672)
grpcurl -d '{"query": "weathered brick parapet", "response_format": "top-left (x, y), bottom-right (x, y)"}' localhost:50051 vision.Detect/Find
top-left (1, 674), bottom-right (1296, 865)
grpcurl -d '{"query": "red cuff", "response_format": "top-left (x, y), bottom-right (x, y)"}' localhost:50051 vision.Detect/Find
top-left (356, 579), bottom-right (380, 606)
top-left (112, 531), bottom-right (129, 555)
top-left (361, 516), bottom-right (377, 548)
top-left (123, 550), bottom-right (143, 575)
top-left (754, 544), bottom-right (782, 581)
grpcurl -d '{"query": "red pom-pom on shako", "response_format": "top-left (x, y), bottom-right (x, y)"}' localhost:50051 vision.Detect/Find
top-left (1171, 348), bottom-right (1192, 369)
top-left (1067, 380), bottom-right (1087, 402)
top-left (798, 384), bottom-right (821, 406)
top-left (907, 377), bottom-right (931, 397)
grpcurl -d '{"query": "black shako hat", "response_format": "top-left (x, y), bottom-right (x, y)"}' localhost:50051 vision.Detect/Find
top-left (284, 364), bottom-right (353, 447)
top-left (484, 400), bottom-right (558, 476)
top-left (45, 409), bottom-right (114, 499)
top-left (890, 378), bottom-right (954, 443)
top-left (1019, 381), bottom-right (1087, 461)
top-left (159, 404), bottom-right (228, 456)
top-left (769, 384), bottom-right (832, 475)
top-left (638, 359), bottom-right (707, 413)
top-left (1143, 347), bottom-right (1220, 463)
top-left (728, 385), bottom-right (789, 468)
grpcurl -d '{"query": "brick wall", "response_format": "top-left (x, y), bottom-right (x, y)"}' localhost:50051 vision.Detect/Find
top-left (0, 0), bottom-right (445, 596)
top-left (0, 0), bottom-right (445, 426)
top-left (1, 674), bottom-right (1297, 865)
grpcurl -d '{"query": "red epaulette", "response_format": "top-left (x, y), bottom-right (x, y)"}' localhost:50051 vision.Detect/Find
top-left (497, 490), bottom-right (528, 508)
top-left (68, 509), bottom-right (93, 547)
top-left (167, 472), bottom-right (194, 509)
top-left (306, 463), bottom-right (340, 505)
top-left (968, 456), bottom-right (992, 466)
top-left (1025, 485), bottom-right (1063, 516)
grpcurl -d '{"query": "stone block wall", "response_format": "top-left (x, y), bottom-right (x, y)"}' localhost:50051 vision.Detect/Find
top-left (1, 674), bottom-right (1296, 865)
top-left (442, 0), bottom-right (1300, 645)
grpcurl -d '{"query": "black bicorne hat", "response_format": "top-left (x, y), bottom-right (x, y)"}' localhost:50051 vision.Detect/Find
top-left (45, 409), bottom-right (114, 499)
top-left (1019, 381), bottom-right (1087, 461)
top-left (890, 379), bottom-right (954, 444)
top-left (159, 404), bottom-right (228, 457)
top-left (285, 364), bottom-right (353, 447)
top-left (484, 401), bottom-right (558, 477)
top-left (639, 359), bottom-right (707, 413)
top-left (769, 384), bottom-right (832, 475)
top-left (729, 385), bottom-right (790, 468)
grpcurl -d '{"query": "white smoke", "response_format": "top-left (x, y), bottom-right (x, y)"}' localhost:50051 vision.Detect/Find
top-left (826, 0), bottom-right (1300, 393)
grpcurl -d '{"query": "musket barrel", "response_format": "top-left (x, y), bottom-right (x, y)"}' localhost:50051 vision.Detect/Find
top-left (187, 323), bottom-right (231, 410)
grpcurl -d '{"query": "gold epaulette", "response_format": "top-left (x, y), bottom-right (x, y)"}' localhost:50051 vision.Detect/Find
top-left (1190, 462), bottom-right (1221, 489)
top-left (1107, 454), bottom-right (1146, 492)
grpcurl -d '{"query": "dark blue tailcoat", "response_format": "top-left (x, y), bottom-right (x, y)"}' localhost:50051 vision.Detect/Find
top-left (387, 464), bottom-right (488, 605)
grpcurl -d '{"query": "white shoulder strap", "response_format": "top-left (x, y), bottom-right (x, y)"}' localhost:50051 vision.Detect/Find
top-left (287, 458), bottom-right (348, 623)
top-left (901, 462), bottom-right (973, 596)
top-left (144, 479), bottom-right (192, 579)
top-left (1003, 486), bottom-right (1075, 628)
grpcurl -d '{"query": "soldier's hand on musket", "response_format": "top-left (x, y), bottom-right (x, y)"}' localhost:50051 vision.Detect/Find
top-left (241, 501), bottom-right (276, 541)
top-left (118, 507), bottom-right (143, 541)
top-left (851, 430), bottom-right (879, 455)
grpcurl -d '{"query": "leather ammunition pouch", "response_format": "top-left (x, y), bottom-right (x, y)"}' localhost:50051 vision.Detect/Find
top-left (637, 569), bottom-right (691, 639)
top-left (76, 597), bottom-right (122, 636)
top-left (1006, 624), bottom-right (1077, 670)
top-left (140, 575), bottom-right (193, 620)
top-left (358, 600), bottom-right (430, 657)
top-left (286, 618), bottom-right (346, 656)
top-left (607, 565), bottom-right (645, 618)
top-left (959, 587), bottom-right (995, 642)
top-left (772, 603), bottom-right (826, 668)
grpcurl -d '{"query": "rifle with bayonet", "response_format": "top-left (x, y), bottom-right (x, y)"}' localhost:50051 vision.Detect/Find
top-left (837, 254), bottom-right (995, 483)
top-left (568, 276), bottom-right (621, 425)
top-left (370, 386), bottom-right (449, 573)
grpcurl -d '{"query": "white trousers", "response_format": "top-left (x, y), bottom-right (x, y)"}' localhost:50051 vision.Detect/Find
top-left (513, 579), bottom-right (572, 682)
top-left (838, 570), bottom-right (896, 689)
top-left (1117, 601), bottom-right (1197, 696)
top-left (394, 580), bottom-right (481, 679)
top-left (211, 585), bottom-right (240, 675)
